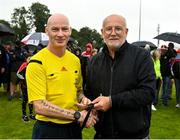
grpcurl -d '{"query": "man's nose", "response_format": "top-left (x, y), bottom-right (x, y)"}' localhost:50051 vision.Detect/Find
top-left (111, 28), bottom-right (116, 35)
top-left (57, 29), bottom-right (64, 36)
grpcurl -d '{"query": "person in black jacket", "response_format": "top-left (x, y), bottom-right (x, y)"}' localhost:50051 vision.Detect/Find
top-left (160, 43), bottom-right (176, 106)
top-left (9, 42), bottom-right (26, 100)
top-left (85, 14), bottom-right (156, 139)
top-left (0, 44), bottom-right (7, 87)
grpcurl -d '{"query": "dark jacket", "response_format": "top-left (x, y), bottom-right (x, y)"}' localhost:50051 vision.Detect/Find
top-left (0, 45), bottom-right (6, 69)
top-left (11, 46), bottom-right (26, 72)
top-left (85, 41), bottom-right (156, 139)
top-left (171, 53), bottom-right (180, 79)
top-left (0, 45), bottom-right (7, 84)
top-left (160, 47), bottom-right (176, 77)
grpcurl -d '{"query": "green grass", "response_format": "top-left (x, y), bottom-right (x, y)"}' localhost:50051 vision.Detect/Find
top-left (0, 85), bottom-right (95, 139)
top-left (150, 93), bottom-right (180, 138)
top-left (0, 85), bottom-right (180, 139)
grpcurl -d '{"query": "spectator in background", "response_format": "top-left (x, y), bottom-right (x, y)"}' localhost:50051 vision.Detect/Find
top-left (17, 45), bottom-right (38, 122)
top-left (92, 48), bottom-right (98, 56)
top-left (168, 42), bottom-right (177, 59)
top-left (2, 42), bottom-right (13, 94)
top-left (37, 43), bottom-right (46, 51)
top-left (144, 44), bottom-right (151, 52)
top-left (152, 49), bottom-right (162, 110)
top-left (73, 47), bottom-right (82, 58)
top-left (17, 55), bottom-right (36, 122)
top-left (81, 43), bottom-right (94, 92)
top-left (9, 41), bottom-right (26, 101)
top-left (81, 43), bottom-right (93, 58)
top-left (170, 48), bottom-right (180, 108)
top-left (160, 43), bottom-right (176, 106)
top-left (0, 42), bottom-right (6, 88)
top-left (168, 43), bottom-right (177, 99)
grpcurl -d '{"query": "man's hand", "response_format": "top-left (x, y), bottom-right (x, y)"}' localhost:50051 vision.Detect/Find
top-left (85, 111), bottom-right (98, 128)
top-left (92, 96), bottom-right (112, 112)
top-left (1, 67), bottom-right (5, 74)
top-left (76, 96), bottom-right (91, 110)
top-left (78, 110), bottom-right (98, 128)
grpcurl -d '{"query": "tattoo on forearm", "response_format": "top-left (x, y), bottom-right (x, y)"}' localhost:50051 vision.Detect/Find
top-left (77, 89), bottom-right (84, 103)
top-left (75, 77), bottom-right (84, 102)
top-left (41, 100), bottom-right (74, 116)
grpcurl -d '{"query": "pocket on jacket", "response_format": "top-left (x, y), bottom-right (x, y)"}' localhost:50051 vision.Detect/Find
top-left (114, 107), bottom-right (148, 133)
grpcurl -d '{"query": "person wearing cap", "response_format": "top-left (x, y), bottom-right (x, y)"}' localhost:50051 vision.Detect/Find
top-left (85, 14), bottom-right (156, 139)
top-left (26, 13), bottom-right (97, 139)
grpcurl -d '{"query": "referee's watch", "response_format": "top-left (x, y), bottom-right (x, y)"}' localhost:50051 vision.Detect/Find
top-left (74, 111), bottom-right (81, 121)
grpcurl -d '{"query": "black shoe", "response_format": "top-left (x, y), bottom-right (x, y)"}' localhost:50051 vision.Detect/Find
top-left (14, 92), bottom-right (18, 98)
top-left (153, 102), bottom-right (158, 106)
top-left (163, 101), bottom-right (168, 106)
top-left (19, 95), bottom-right (22, 101)
top-left (22, 115), bottom-right (29, 122)
top-left (8, 95), bottom-right (13, 101)
top-left (29, 114), bottom-right (36, 120)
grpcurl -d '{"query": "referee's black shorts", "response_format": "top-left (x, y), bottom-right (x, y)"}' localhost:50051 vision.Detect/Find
top-left (32, 120), bottom-right (82, 139)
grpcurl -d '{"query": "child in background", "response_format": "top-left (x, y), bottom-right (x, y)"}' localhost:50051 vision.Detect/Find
top-left (17, 56), bottom-right (35, 122)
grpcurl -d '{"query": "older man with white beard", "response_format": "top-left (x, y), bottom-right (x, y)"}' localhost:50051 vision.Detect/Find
top-left (85, 14), bottom-right (156, 139)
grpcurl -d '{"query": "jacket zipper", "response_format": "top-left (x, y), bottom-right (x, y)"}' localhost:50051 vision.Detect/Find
top-left (109, 63), bottom-right (114, 95)
top-left (109, 60), bottom-right (115, 136)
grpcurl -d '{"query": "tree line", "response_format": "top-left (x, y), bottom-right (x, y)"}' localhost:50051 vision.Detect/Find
top-left (0, 2), bottom-right (103, 49)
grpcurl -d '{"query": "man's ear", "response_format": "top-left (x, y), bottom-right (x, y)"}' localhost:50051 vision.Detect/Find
top-left (69, 27), bottom-right (72, 35)
top-left (45, 27), bottom-right (48, 36)
top-left (125, 28), bottom-right (129, 34)
top-left (101, 28), bottom-right (103, 34)
top-left (101, 28), bottom-right (104, 38)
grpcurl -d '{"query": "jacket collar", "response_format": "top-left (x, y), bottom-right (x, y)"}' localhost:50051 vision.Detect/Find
top-left (102, 40), bottom-right (128, 58)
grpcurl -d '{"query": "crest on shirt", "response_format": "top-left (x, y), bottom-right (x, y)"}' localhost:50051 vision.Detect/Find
top-left (61, 66), bottom-right (67, 71)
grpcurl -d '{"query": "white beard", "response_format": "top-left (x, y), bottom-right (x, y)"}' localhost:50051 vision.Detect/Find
top-left (104, 39), bottom-right (122, 49)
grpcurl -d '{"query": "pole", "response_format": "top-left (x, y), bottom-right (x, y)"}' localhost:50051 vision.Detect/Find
top-left (138, 0), bottom-right (142, 41)
top-left (157, 24), bottom-right (160, 47)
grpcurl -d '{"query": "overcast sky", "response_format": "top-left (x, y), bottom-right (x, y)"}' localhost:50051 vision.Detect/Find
top-left (0, 0), bottom-right (180, 47)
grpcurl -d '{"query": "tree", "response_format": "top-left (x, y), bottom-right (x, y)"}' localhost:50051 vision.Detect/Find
top-left (28, 2), bottom-right (50, 32)
top-left (11, 2), bottom-right (50, 40)
top-left (71, 28), bottom-right (81, 45)
top-left (71, 28), bottom-right (79, 40)
top-left (77, 27), bottom-right (103, 50)
top-left (10, 3), bottom-right (103, 49)
top-left (11, 7), bottom-right (30, 41)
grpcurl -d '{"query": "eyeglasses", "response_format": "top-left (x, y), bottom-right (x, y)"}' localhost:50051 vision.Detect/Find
top-left (104, 26), bottom-right (123, 35)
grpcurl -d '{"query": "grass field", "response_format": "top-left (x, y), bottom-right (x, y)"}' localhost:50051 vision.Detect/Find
top-left (0, 85), bottom-right (180, 139)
